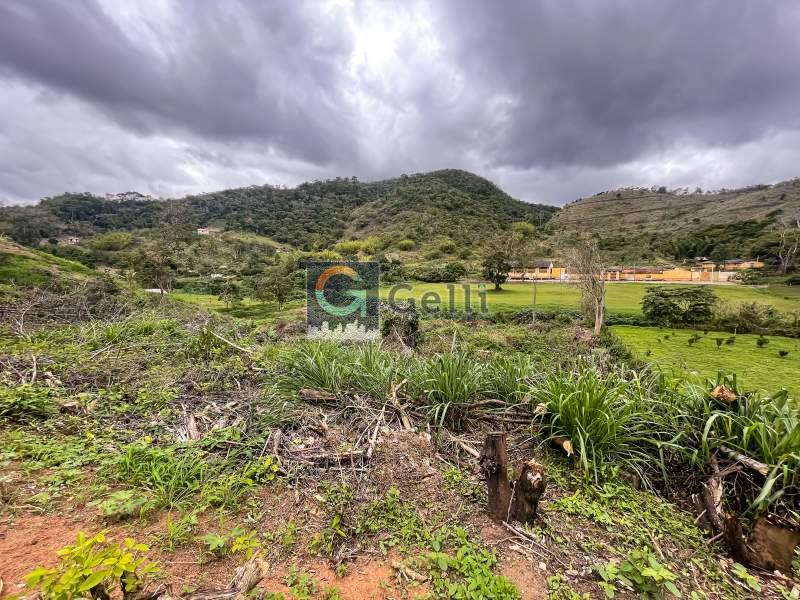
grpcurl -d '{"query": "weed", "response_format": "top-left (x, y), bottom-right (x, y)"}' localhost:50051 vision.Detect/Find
top-left (730, 562), bottom-right (761, 593)
top-left (22, 531), bottom-right (159, 600)
top-left (0, 384), bottom-right (56, 422)
top-left (595, 547), bottom-right (679, 599)
top-left (425, 527), bottom-right (520, 599)
top-left (285, 566), bottom-right (317, 600)
top-left (90, 490), bottom-right (153, 521)
top-left (200, 532), bottom-right (229, 559)
top-left (159, 511), bottom-right (198, 552)
top-left (113, 440), bottom-right (209, 508)
top-left (546, 574), bottom-right (590, 599)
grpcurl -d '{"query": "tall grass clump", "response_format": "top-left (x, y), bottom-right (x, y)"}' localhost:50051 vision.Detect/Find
top-left (483, 354), bottom-right (534, 403)
top-left (685, 375), bottom-right (800, 515)
top-left (532, 363), bottom-right (672, 485)
top-left (286, 341), bottom-right (350, 392)
top-left (347, 344), bottom-right (400, 399)
top-left (407, 351), bottom-right (484, 428)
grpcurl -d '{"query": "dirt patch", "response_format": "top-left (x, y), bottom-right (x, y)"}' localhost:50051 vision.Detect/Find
top-left (0, 514), bottom-right (85, 596)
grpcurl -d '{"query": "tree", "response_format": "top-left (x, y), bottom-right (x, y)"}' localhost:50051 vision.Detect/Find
top-left (777, 216), bottom-right (800, 275)
top-left (642, 286), bottom-right (717, 326)
top-left (567, 239), bottom-right (606, 335)
top-left (482, 251), bottom-right (511, 291)
top-left (218, 279), bottom-right (243, 308)
top-left (131, 246), bottom-right (177, 293)
top-left (254, 270), bottom-right (292, 309)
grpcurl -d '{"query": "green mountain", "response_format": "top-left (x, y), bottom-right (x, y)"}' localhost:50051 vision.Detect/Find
top-left (554, 179), bottom-right (800, 263)
top-left (0, 170), bottom-right (557, 250)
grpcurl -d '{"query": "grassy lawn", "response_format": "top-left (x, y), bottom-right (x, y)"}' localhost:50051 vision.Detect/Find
top-left (381, 281), bottom-right (800, 315)
top-left (611, 325), bottom-right (800, 397)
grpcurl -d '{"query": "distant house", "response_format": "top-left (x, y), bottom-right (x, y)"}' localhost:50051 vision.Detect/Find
top-left (722, 259), bottom-right (765, 270)
top-left (56, 236), bottom-right (81, 246)
top-left (197, 227), bottom-right (221, 236)
top-left (509, 259), bottom-right (564, 281)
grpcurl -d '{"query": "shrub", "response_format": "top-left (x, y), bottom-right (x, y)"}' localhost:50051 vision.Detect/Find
top-left (406, 261), bottom-right (466, 283)
top-left (714, 301), bottom-right (784, 334)
top-left (397, 239), bottom-right (416, 251)
top-left (642, 286), bottom-right (716, 326)
top-left (23, 531), bottom-right (159, 600)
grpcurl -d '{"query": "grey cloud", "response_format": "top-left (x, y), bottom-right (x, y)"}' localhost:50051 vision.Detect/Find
top-left (0, 0), bottom-right (799, 205)
top-left (424, 0), bottom-right (800, 171)
top-left (0, 0), bottom-right (358, 164)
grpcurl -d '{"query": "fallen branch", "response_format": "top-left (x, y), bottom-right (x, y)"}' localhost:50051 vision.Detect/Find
top-left (719, 446), bottom-right (769, 476)
top-left (366, 403), bottom-right (387, 460)
top-left (208, 330), bottom-right (253, 354)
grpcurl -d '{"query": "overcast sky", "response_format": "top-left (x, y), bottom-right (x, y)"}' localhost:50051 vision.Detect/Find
top-left (1, 0), bottom-right (799, 206)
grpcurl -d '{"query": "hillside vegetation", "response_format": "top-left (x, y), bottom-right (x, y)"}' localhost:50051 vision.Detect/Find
top-left (555, 178), bottom-right (800, 263)
top-left (0, 170), bottom-right (557, 250)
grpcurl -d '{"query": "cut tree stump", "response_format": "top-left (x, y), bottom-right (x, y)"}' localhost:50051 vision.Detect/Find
top-left (479, 432), bottom-right (547, 524)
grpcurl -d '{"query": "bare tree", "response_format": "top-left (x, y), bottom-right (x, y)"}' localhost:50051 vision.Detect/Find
top-left (567, 239), bottom-right (606, 335)
top-left (777, 216), bottom-right (800, 275)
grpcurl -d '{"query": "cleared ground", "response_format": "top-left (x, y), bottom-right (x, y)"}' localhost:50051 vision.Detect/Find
top-left (611, 325), bottom-right (800, 397)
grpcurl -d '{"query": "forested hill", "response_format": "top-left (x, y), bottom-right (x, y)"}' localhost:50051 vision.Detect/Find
top-left (0, 169), bottom-right (557, 250)
top-left (554, 178), bottom-right (800, 263)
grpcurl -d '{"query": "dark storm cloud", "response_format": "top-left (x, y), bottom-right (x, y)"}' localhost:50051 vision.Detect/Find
top-left (0, 0), bottom-right (358, 164)
top-left (426, 0), bottom-right (800, 170)
top-left (0, 0), bottom-right (799, 205)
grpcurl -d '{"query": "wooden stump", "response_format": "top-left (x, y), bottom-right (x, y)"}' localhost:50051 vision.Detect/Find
top-left (480, 432), bottom-right (512, 521)
top-left (480, 432), bottom-right (547, 524)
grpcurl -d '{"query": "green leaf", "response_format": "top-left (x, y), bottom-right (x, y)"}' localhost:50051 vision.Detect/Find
top-left (78, 569), bottom-right (110, 592)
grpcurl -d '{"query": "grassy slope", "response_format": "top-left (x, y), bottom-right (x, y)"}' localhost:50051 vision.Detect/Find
top-left (0, 239), bottom-right (94, 287)
top-left (555, 178), bottom-right (800, 236)
top-left (612, 325), bottom-right (800, 397)
top-left (380, 282), bottom-right (800, 315)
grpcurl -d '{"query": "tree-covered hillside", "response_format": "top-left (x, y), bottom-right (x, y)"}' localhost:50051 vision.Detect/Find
top-left (0, 170), bottom-right (557, 250)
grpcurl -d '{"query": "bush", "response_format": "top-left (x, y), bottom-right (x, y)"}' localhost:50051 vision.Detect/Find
top-left (406, 262), bottom-right (466, 283)
top-left (397, 239), bottom-right (416, 251)
top-left (642, 286), bottom-right (716, 326)
top-left (714, 301), bottom-right (785, 334)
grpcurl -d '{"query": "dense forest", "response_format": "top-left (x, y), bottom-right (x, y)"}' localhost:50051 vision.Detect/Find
top-left (0, 170), bottom-right (557, 250)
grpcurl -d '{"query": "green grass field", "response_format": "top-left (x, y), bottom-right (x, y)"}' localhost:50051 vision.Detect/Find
top-left (381, 281), bottom-right (800, 315)
top-left (611, 325), bottom-right (800, 397)
top-left (171, 281), bottom-right (800, 323)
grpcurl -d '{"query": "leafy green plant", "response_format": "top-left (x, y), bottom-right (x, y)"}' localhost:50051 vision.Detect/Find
top-left (730, 562), bottom-right (761, 593)
top-left (200, 526), bottom-right (261, 560)
top-left (595, 547), bottom-right (679, 599)
top-left (90, 490), bottom-right (153, 520)
top-left (285, 566), bottom-right (318, 600)
top-left (425, 527), bottom-right (520, 599)
top-left (159, 511), bottom-right (198, 552)
top-left (547, 574), bottom-right (590, 599)
top-left (412, 351), bottom-right (483, 428)
top-left (23, 531), bottom-right (159, 600)
top-left (0, 384), bottom-right (56, 422)
top-left (200, 532), bottom-right (229, 559)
